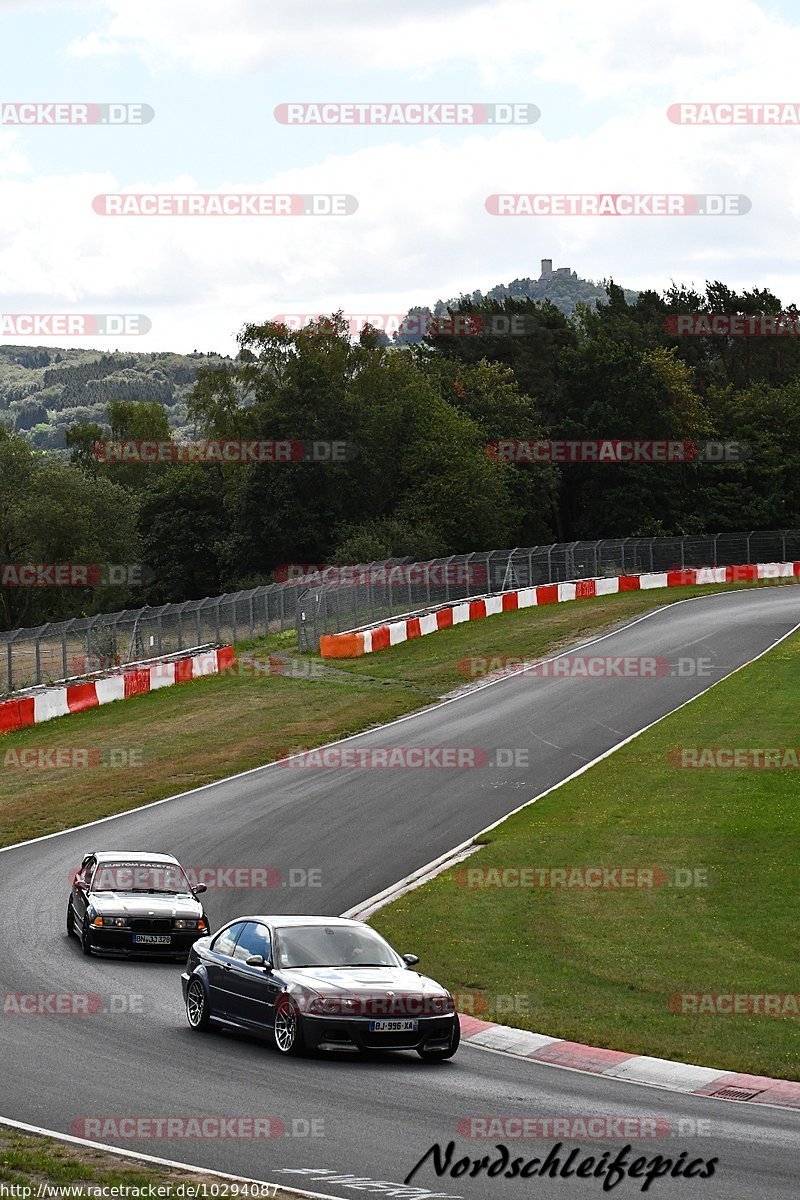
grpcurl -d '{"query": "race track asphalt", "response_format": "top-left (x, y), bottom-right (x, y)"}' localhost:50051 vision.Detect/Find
top-left (1, 587), bottom-right (799, 1199)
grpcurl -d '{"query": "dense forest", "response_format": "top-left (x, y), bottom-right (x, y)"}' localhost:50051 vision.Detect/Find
top-left (2, 276), bottom-right (799, 630)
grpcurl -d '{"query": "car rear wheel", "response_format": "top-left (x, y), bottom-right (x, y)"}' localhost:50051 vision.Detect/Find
top-left (186, 978), bottom-right (211, 1031)
top-left (273, 998), bottom-right (305, 1055)
top-left (417, 1018), bottom-right (460, 1062)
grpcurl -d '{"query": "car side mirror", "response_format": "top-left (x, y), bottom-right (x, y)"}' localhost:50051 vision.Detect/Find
top-left (246, 955), bottom-right (270, 969)
top-left (192, 884), bottom-right (208, 895)
top-left (74, 879), bottom-right (88, 892)
top-left (403, 953), bottom-right (420, 966)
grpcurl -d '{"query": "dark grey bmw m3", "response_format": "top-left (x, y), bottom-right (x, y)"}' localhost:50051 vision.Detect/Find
top-left (181, 914), bottom-right (460, 1060)
top-left (67, 850), bottom-right (209, 959)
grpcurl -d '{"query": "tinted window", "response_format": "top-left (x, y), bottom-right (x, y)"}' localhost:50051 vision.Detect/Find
top-left (212, 922), bottom-right (247, 957)
top-left (276, 924), bottom-right (398, 968)
top-left (233, 923), bottom-right (272, 963)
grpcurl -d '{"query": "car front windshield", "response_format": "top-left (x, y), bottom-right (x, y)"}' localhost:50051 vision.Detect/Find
top-left (91, 863), bottom-right (192, 894)
top-left (276, 925), bottom-right (399, 968)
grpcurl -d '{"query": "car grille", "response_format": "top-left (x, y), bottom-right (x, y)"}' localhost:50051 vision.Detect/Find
top-left (130, 918), bottom-right (172, 934)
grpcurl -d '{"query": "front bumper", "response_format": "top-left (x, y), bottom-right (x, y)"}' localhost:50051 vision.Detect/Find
top-left (301, 1012), bottom-right (458, 1053)
top-left (86, 926), bottom-right (203, 959)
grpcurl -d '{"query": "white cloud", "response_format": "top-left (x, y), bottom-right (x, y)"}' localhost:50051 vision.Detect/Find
top-left (1, 106), bottom-right (797, 353)
top-left (66, 0), bottom-right (800, 104)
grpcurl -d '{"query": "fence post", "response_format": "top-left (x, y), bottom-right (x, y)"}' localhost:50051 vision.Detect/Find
top-left (6, 639), bottom-right (12, 694)
top-left (782, 531), bottom-right (787, 562)
top-left (249, 593), bottom-right (255, 639)
top-left (746, 531), bottom-right (752, 564)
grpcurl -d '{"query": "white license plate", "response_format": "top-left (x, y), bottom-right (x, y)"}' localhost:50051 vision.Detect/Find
top-left (369, 1019), bottom-right (419, 1033)
top-left (133, 934), bottom-right (171, 945)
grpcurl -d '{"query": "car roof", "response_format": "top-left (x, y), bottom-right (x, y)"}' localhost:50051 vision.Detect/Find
top-left (92, 851), bottom-right (181, 864)
top-left (223, 915), bottom-right (366, 928)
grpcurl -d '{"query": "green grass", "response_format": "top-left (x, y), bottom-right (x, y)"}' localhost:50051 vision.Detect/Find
top-left (371, 627), bottom-right (800, 1080)
top-left (0, 579), bottom-right (781, 850)
top-left (0, 1126), bottom-right (293, 1195)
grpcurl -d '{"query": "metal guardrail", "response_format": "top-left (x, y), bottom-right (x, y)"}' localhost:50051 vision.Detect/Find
top-left (295, 530), bottom-right (800, 652)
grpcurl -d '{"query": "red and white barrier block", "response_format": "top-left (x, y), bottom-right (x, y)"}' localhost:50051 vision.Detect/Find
top-left (319, 562), bottom-right (800, 658)
top-left (0, 646), bottom-right (234, 736)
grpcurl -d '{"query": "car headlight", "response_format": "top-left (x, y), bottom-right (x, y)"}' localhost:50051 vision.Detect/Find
top-left (307, 996), bottom-right (358, 1015)
top-left (94, 916), bottom-right (126, 928)
top-left (174, 918), bottom-right (206, 931)
top-left (430, 995), bottom-right (456, 1015)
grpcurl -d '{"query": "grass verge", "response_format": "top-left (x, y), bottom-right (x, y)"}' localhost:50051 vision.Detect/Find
top-left (0, 1124), bottom-right (297, 1196)
top-left (370, 627), bottom-right (800, 1080)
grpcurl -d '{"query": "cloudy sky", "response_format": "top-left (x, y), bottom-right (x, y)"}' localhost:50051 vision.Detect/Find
top-left (1, 0), bottom-right (799, 352)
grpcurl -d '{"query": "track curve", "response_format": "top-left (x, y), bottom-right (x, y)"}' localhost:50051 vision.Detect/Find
top-left (1, 588), bottom-right (799, 1199)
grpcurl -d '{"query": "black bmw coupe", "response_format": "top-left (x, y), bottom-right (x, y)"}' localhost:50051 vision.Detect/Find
top-left (67, 850), bottom-right (209, 959)
top-left (181, 914), bottom-right (460, 1060)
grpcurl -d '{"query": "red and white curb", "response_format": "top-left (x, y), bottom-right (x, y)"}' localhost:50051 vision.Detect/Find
top-left (320, 560), bottom-right (800, 657)
top-left (457, 1015), bottom-right (800, 1108)
top-left (0, 646), bottom-right (234, 736)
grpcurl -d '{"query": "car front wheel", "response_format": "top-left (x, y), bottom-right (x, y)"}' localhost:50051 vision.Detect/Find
top-left (417, 1018), bottom-right (460, 1062)
top-left (66, 901), bottom-right (75, 938)
top-left (273, 998), bottom-right (305, 1055)
top-left (186, 978), bottom-right (211, 1031)
top-left (80, 915), bottom-right (93, 956)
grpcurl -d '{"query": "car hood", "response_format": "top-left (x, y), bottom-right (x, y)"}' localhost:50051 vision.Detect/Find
top-left (89, 892), bottom-right (203, 918)
top-left (279, 965), bottom-right (448, 997)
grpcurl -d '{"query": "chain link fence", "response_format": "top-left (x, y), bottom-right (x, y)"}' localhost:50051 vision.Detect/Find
top-left (295, 529), bottom-right (800, 652)
top-left (2, 530), bottom-right (798, 693)
top-left (0, 560), bottom-right (413, 696)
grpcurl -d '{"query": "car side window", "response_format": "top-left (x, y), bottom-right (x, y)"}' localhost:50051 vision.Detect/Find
top-left (232, 922), bottom-right (272, 963)
top-left (211, 922), bottom-right (247, 957)
top-left (82, 857), bottom-right (96, 886)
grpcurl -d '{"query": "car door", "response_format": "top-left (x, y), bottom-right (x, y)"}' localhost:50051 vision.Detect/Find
top-left (226, 922), bottom-right (280, 1028)
top-left (72, 855), bottom-right (96, 930)
top-left (204, 922), bottom-right (248, 1018)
